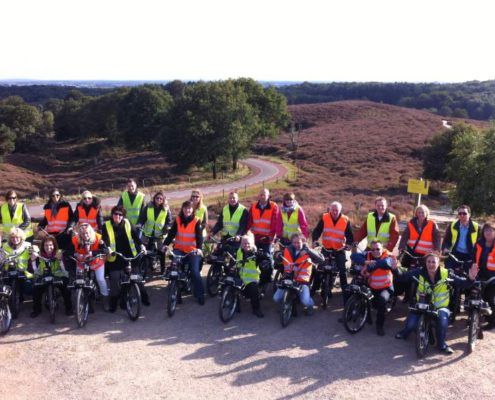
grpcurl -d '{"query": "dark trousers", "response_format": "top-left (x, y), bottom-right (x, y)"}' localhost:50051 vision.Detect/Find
top-left (371, 288), bottom-right (393, 328)
top-left (243, 282), bottom-right (261, 311)
top-left (32, 277), bottom-right (72, 313)
top-left (484, 283), bottom-right (495, 324)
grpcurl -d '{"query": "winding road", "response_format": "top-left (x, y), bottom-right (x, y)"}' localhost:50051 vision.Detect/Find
top-left (27, 157), bottom-right (287, 218)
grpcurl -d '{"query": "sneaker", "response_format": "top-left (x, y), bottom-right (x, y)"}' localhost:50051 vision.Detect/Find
top-left (253, 309), bottom-right (264, 318)
top-left (440, 346), bottom-right (454, 355)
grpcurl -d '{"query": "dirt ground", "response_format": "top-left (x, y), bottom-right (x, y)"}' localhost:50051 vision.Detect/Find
top-left (1, 272), bottom-right (494, 400)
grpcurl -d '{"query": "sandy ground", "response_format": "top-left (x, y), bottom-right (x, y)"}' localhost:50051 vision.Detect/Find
top-left (1, 275), bottom-right (494, 400)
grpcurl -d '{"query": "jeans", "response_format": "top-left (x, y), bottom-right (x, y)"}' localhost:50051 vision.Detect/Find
top-left (399, 308), bottom-right (450, 349)
top-left (273, 284), bottom-right (314, 308)
top-left (173, 249), bottom-right (204, 300)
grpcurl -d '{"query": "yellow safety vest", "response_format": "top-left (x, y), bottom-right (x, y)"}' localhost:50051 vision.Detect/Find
top-left (142, 206), bottom-right (168, 238)
top-left (222, 204), bottom-right (246, 237)
top-left (121, 191), bottom-right (145, 225)
top-left (366, 212), bottom-right (394, 247)
top-left (1, 203), bottom-right (33, 238)
top-left (281, 206), bottom-right (300, 239)
top-left (105, 219), bottom-right (137, 262)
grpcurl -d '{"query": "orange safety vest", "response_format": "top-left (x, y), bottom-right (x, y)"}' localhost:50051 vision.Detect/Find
top-left (366, 250), bottom-right (393, 290)
top-left (322, 213), bottom-right (348, 250)
top-left (77, 205), bottom-right (98, 230)
top-left (72, 233), bottom-right (105, 270)
top-left (475, 243), bottom-right (495, 272)
top-left (45, 206), bottom-right (70, 233)
top-left (250, 202), bottom-right (276, 237)
top-left (283, 247), bottom-right (312, 283)
top-left (174, 216), bottom-right (199, 253)
top-left (407, 220), bottom-right (434, 255)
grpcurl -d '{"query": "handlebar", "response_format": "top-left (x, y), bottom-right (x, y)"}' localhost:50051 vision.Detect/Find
top-left (401, 250), bottom-right (425, 260)
top-left (111, 251), bottom-right (145, 262)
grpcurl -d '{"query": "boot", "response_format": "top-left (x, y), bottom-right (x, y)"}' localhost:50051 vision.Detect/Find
top-left (102, 295), bottom-right (110, 312)
top-left (141, 289), bottom-right (151, 306)
top-left (109, 296), bottom-right (118, 313)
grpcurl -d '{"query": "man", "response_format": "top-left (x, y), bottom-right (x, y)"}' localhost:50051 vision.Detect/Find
top-left (117, 178), bottom-right (145, 226)
top-left (442, 205), bottom-right (479, 270)
top-left (210, 191), bottom-right (249, 249)
top-left (247, 188), bottom-right (281, 285)
top-left (354, 197), bottom-right (399, 252)
top-left (312, 201), bottom-right (353, 302)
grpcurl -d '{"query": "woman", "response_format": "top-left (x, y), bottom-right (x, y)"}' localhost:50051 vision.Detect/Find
top-left (0, 190), bottom-right (33, 243)
top-left (137, 191), bottom-right (172, 274)
top-left (37, 189), bottom-right (74, 250)
top-left (191, 189), bottom-right (208, 237)
top-left (472, 222), bottom-right (495, 330)
top-left (276, 193), bottom-right (309, 246)
top-left (31, 236), bottom-right (73, 317)
top-left (102, 206), bottom-right (148, 312)
top-left (71, 223), bottom-right (109, 310)
top-left (73, 190), bottom-right (104, 233)
top-left (163, 201), bottom-right (205, 305)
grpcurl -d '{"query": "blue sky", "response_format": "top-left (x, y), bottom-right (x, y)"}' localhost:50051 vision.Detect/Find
top-left (1, 0), bottom-right (494, 82)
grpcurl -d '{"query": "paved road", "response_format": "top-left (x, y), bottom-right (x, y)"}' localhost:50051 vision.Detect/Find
top-left (27, 158), bottom-right (287, 218)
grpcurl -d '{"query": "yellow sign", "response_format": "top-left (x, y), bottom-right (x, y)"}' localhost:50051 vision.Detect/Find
top-left (407, 179), bottom-right (429, 195)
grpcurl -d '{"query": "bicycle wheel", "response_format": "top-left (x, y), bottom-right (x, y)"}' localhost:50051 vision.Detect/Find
top-left (206, 263), bottom-right (222, 297)
top-left (467, 308), bottom-right (480, 354)
top-left (9, 280), bottom-right (20, 319)
top-left (343, 294), bottom-right (368, 334)
top-left (0, 300), bottom-right (12, 335)
top-left (75, 288), bottom-right (89, 328)
top-left (415, 314), bottom-right (429, 358)
top-left (219, 286), bottom-right (237, 323)
top-left (126, 283), bottom-right (141, 321)
top-left (279, 290), bottom-right (293, 328)
top-left (167, 281), bottom-right (178, 317)
top-left (47, 284), bottom-right (56, 324)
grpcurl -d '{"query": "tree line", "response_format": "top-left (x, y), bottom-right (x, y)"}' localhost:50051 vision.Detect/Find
top-left (0, 79), bottom-right (290, 177)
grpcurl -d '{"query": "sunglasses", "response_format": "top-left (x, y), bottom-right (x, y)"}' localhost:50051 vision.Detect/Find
top-left (83, 197), bottom-right (92, 200)
top-left (51, 194), bottom-right (60, 197)
top-left (155, 197), bottom-right (164, 201)
top-left (113, 213), bottom-right (124, 217)
top-left (458, 212), bottom-right (468, 215)
top-left (7, 197), bottom-right (17, 200)
top-left (191, 195), bottom-right (200, 199)
top-left (371, 248), bottom-right (381, 251)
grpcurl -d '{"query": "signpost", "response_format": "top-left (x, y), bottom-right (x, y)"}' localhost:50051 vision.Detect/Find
top-left (407, 178), bottom-right (429, 207)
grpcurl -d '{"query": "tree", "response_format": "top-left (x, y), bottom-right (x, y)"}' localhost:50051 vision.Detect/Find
top-left (0, 96), bottom-right (44, 140)
top-left (0, 124), bottom-right (16, 161)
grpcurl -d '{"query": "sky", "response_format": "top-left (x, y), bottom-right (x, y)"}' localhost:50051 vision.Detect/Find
top-left (1, 0), bottom-right (494, 83)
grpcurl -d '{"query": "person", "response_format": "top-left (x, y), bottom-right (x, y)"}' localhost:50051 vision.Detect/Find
top-left (273, 233), bottom-right (324, 316)
top-left (210, 191), bottom-right (248, 251)
top-left (37, 189), bottom-right (74, 250)
top-left (1, 227), bottom-right (33, 302)
top-left (247, 188), bottom-right (281, 285)
top-left (137, 191), bottom-right (172, 273)
top-left (30, 236), bottom-right (73, 318)
top-left (73, 190), bottom-right (104, 233)
top-left (311, 201), bottom-right (353, 302)
top-left (117, 178), bottom-right (145, 226)
top-left (0, 190), bottom-right (33, 243)
top-left (102, 206), bottom-right (149, 312)
top-left (472, 222), bottom-right (495, 330)
top-left (395, 253), bottom-right (477, 354)
top-left (353, 240), bottom-right (397, 336)
top-left (70, 223), bottom-right (110, 311)
top-left (191, 189), bottom-right (208, 237)
top-left (442, 205), bottom-right (479, 270)
top-left (163, 201), bottom-right (205, 305)
top-left (276, 193), bottom-right (309, 246)
top-left (235, 234), bottom-right (264, 318)
top-left (398, 204), bottom-right (442, 266)
top-left (354, 197), bottom-right (400, 252)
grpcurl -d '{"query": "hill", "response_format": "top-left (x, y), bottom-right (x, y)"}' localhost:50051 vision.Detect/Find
top-left (255, 100), bottom-right (487, 223)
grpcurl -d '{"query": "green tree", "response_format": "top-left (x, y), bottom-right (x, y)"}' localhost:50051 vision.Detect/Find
top-left (0, 124), bottom-right (16, 161)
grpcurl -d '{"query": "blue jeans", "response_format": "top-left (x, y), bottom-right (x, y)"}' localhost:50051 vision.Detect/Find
top-left (399, 308), bottom-right (450, 349)
top-left (173, 249), bottom-right (204, 300)
top-left (273, 284), bottom-right (314, 308)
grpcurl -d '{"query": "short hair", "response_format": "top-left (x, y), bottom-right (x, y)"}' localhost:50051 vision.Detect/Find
top-left (369, 240), bottom-right (382, 247)
top-left (457, 205), bottom-right (471, 214)
top-left (111, 205), bottom-right (126, 216)
top-left (127, 178), bottom-right (137, 185)
top-left (9, 227), bottom-right (26, 241)
top-left (182, 200), bottom-right (193, 209)
top-left (5, 190), bottom-right (17, 200)
top-left (329, 201), bottom-right (342, 213)
top-left (290, 233), bottom-right (305, 242)
top-left (283, 192), bottom-right (295, 201)
top-left (375, 197), bottom-right (387, 204)
top-left (425, 253), bottom-right (440, 263)
top-left (414, 204), bottom-right (430, 219)
top-left (240, 233), bottom-right (255, 247)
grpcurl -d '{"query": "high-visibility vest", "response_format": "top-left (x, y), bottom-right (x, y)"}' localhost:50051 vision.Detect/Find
top-left (142, 206), bottom-right (168, 238)
top-left (121, 191), bottom-right (145, 225)
top-left (475, 243), bottom-right (495, 272)
top-left (72, 233), bottom-right (105, 270)
top-left (1, 203), bottom-right (33, 238)
top-left (37, 250), bottom-right (67, 277)
top-left (366, 212), bottom-right (394, 247)
top-left (281, 206), bottom-right (301, 239)
top-left (105, 220), bottom-right (137, 262)
top-left (407, 220), bottom-right (434, 255)
top-left (322, 213), bottom-right (348, 250)
top-left (222, 204), bottom-right (246, 237)
top-left (283, 247), bottom-right (312, 283)
top-left (417, 268), bottom-right (450, 309)
top-left (236, 249), bottom-right (260, 284)
top-left (250, 202), bottom-right (276, 236)
top-left (366, 250), bottom-right (393, 290)
top-left (195, 204), bottom-right (208, 237)
top-left (450, 221), bottom-right (479, 251)
top-left (45, 206), bottom-right (70, 233)
top-left (2, 242), bottom-right (32, 278)
top-left (174, 216), bottom-right (198, 253)
top-left (76, 204), bottom-right (99, 230)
